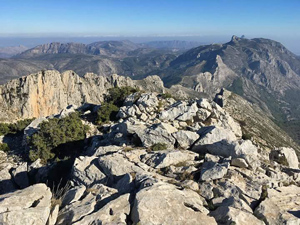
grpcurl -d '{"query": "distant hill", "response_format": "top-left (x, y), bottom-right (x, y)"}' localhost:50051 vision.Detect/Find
top-left (0, 40), bottom-right (177, 84)
top-left (0, 45), bottom-right (28, 58)
top-left (15, 40), bottom-right (143, 59)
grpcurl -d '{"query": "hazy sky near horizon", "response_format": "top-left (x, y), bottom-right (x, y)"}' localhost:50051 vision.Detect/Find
top-left (0, 0), bottom-right (299, 52)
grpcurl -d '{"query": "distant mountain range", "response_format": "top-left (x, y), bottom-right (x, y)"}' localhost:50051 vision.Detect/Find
top-left (14, 40), bottom-right (142, 59)
top-left (0, 40), bottom-right (179, 84)
top-left (0, 36), bottom-right (300, 144)
top-left (0, 45), bottom-right (28, 58)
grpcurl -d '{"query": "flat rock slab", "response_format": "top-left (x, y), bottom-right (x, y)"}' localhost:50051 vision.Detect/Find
top-left (0, 183), bottom-right (51, 225)
top-left (131, 182), bottom-right (217, 225)
top-left (73, 194), bottom-right (130, 225)
top-left (254, 185), bottom-right (300, 225)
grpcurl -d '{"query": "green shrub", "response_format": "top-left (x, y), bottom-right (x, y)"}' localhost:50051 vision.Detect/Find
top-left (242, 133), bottom-right (253, 140)
top-left (157, 100), bottom-right (164, 112)
top-left (0, 119), bottom-right (34, 136)
top-left (0, 124), bottom-right (10, 136)
top-left (29, 112), bottom-right (89, 164)
top-left (0, 143), bottom-right (10, 152)
top-left (106, 86), bottom-right (139, 107)
top-left (161, 92), bottom-right (173, 99)
top-left (96, 86), bottom-right (139, 125)
top-left (13, 119), bottom-right (34, 132)
top-left (151, 143), bottom-right (168, 151)
top-left (178, 171), bottom-right (194, 181)
top-left (96, 102), bottom-right (119, 125)
top-left (206, 200), bottom-right (216, 211)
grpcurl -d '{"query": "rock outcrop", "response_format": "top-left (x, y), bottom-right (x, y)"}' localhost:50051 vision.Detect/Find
top-left (0, 184), bottom-right (52, 225)
top-left (0, 70), bottom-right (134, 121)
top-left (0, 70), bottom-right (202, 122)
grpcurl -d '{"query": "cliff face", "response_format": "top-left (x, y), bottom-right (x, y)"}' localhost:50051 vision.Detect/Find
top-left (0, 70), bottom-right (136, 121)
top-left (0, 70), bottom-right (192, 122)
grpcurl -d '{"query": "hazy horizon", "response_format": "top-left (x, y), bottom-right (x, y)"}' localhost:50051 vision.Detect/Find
top-left (0, 35), bottom-right (299, 55)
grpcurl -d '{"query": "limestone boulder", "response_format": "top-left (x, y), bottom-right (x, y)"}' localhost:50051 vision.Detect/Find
top-left (61, 185), bottom-right (86, 208)
top-left (72, 156), bottom-right (106, 186)
top-left (210, 206), bottom-right (264, 225)
top-left (93, 145), bottom-right (123, 157)
top-left (136, 93), bottom-right (159, 108)
top-left (56, 105), bottom-right (77, 119)
top-left (0, 163), bottom-right (16, 194)
top-left (176, 102), bottom-right (198, 121)
top-left (0, 184), bottom-right (51, 225)
top-left (123, 92), bottom-right (141, 106)
top-left (231, 158), bottom-right (249, 168)
top-left (98, 153), bottom-right (143, 178)
top-left (196, 108), bottom-right (212, 121)
top-left (141, 150), bottom-right (198, 169)
top-left (270, 147), bottom-right (299, 169)
top-left (56, 193), bottom-right (96, 225)
top-left (136, 123), bottom-right (176, 148)
top-left (173, 130), bottom-right (200, 149)
top-left (22, 117), bottom-right (47, 145)
top-left (159, 101), bottom-right (195, 121)
top-left (197, 98), bottom-right (212, 111)
top-left (200, 160), bottom-right (230, 181)
top-left (131, 182), bottom-right (216, 225)
top-left (11, 162), bottom-right (29, 189)
top-left (254, 185), bottom-right (300, 225)
top-left (73, 194), bottom-right (130, 225)
top-left (192, 126), bottom-right (237, 153)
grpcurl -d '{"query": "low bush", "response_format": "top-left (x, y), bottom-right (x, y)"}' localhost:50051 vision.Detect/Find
top-left (96, 86), bottom-right (139, 125)
top-left (178, 171), bottom-right (194, 181)
top-left (106, 86), bottom-right (139, 107)
top-left (96, 102), bottom-right (119, 125)
top-left (28, 112), bottom-right (89, 163)
top-left (0, 119), bottom-right (34, 136)
top-left (157, 100), bottom-right (164, 112)
top-left (161, 92), bottom-right (174, 99)
top-left (0, 143), bottom-right (10, 152)
top-left (151, 143), bottom-right (168, 151)
top-left (0, 124), bottom-right (10, 136)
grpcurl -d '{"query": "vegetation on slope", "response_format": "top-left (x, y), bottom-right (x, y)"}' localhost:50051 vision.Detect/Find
top-left (27, 86), bottom-right (139, 163)
top-left (28, 112), bottom-right (89, 163)
top-left (96, 86), bottom-right (139, 125)
top-left (0, 119), bottom-right (34, 136)
top-left (0, 143), bottom-right (10, 152)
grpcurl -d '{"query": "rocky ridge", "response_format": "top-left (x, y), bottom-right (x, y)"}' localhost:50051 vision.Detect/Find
top-left (171, 36), bottom-right (300, 146)
top-left (0, 87), bottom-right (299, 224)
top-left (0, 70), bottom-right (204, 122)
top-left (14, 40), bottom-right (142, 59)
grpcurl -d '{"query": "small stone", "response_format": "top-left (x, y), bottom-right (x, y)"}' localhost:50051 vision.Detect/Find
top-left (231, 158), bottom-right (249, 168)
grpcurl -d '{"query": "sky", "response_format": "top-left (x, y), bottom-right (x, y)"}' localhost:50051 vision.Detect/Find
top-left (0, 0), bottom-right (299, 53)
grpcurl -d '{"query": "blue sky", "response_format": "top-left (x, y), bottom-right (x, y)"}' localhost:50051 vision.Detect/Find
top-left (0, 0), bottom-right (299, 36)
top-left (0, 0), bottom-right (299, 52)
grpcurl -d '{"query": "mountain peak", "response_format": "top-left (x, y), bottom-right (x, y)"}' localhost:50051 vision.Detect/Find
top-left (231, 35), bottom-right (241, 42)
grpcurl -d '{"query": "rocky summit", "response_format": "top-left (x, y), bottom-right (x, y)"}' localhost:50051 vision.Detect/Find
top-left (0, 72), bottom-right (299, 225)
